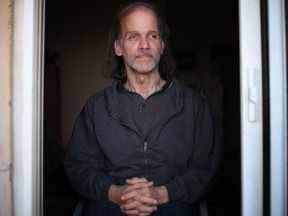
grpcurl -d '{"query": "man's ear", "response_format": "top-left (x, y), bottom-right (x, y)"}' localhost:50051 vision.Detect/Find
top-left (114, 40), bottom-right (122, 56)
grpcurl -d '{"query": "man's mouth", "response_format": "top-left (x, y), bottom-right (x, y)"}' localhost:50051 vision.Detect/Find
top-left (136, 54), bottom-right (152, 59)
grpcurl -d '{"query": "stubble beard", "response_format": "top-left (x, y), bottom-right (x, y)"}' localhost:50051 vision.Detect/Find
top-left (130, 52), bottom-right (161, 73)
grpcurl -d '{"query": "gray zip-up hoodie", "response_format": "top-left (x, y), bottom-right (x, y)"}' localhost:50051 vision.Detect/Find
top-left (64, 78), bottom-right (220, 204)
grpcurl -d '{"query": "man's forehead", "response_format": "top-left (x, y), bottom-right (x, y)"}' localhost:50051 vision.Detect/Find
top-left (120, 9), bottom-right (158, 31)
top-left (122, 7), bottom-right (156, 21)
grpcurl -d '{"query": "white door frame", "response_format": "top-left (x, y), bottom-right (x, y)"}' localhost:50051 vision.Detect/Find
top-left (268, 0), bottom-right (287, 215)
top-left (239, 0), bottom-right (287, 215)
top-left (13, 0), bottom-right (44, 215)
top-left (239, 0), bottom-right (263, 215)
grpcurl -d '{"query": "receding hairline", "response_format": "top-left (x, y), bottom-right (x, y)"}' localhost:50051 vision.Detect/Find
top-left (118, 2), bottom-right (158, 22)
top-left (116, 2), bottom-right (160, 38)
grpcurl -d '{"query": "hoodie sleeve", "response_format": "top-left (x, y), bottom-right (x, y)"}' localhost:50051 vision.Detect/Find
top-left (165, 93), bottom-right (221, 203)
top-left (64, 97), bottom-right (113, 200)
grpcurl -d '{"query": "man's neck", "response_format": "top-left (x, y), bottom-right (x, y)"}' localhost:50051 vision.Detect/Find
top-left (124, 72), bottom-right (165, 99)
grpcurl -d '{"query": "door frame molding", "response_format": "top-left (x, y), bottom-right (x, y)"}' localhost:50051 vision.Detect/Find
top-left (239, 0), bottom-right (263, 215)
top-left (12, 0), bottom-right (44, 215)
top-left (268, 0), bottom-right (287, 215)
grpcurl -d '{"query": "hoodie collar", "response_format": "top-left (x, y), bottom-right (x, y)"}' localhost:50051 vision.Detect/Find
top-left (104, 78), bottom-right (184, 137)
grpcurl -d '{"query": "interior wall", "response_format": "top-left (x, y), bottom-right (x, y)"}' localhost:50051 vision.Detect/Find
top-left (167, 1), bottom-right (239, 108)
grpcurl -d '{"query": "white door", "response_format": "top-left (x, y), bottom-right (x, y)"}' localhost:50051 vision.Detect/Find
top-left (239, 0), bottom-right (287, 215)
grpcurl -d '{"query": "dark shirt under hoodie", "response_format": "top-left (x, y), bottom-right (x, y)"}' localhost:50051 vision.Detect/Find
top-left (119, 79), bottom-right (173, 139)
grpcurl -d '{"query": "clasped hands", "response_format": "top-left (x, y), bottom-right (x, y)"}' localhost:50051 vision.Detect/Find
top-left (108, 177), bottom-right (168, 216)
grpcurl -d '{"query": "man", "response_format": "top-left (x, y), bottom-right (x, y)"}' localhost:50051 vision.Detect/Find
top-left (64, 2), bottom-right (220, 216)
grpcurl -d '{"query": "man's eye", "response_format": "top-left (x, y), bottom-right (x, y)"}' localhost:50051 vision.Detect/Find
top-left (129, 34), bottom-right (138, 40)
top-left (149, 34), bottom-right (159, 39)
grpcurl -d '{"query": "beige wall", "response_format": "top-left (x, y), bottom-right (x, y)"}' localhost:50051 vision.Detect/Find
top-left (0, 0), bottom-right (13, 215)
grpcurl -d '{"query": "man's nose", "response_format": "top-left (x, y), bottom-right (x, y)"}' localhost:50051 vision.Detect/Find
top-left (139, 37), bottom-right (149, 50)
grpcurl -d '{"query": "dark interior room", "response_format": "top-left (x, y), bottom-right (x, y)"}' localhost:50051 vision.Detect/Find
top-left (44, 0), bottom-right (240, 215)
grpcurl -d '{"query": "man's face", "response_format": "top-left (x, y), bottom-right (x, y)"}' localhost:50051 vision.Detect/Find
top-left (114, 8), bottom-right (164, 74)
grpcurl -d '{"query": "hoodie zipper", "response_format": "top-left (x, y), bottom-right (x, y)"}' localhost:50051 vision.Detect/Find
top-left (110, 113), bottom-right (150, 178)
top-left (143, 140), bottom-right (149, 179)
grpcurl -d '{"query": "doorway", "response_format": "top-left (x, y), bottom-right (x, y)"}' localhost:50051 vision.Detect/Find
top-left (44, 0), bottom-right (240, 215)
